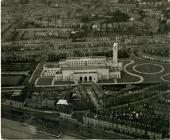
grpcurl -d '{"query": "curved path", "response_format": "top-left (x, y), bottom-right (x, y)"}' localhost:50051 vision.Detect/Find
top-left (160, 73), bottom-right (170, 83)
top-left (123, 60), bottom-right (144, 84)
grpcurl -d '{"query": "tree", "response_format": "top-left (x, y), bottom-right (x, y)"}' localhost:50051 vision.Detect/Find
top-left (81, 15), bottom-right (90, 23)
top-left (110, 10), bottom-right (130, 22)
top-left (138, 10), bottom-right (145, 20)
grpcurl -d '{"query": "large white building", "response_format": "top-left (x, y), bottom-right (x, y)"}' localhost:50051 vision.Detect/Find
top-left (42, 43), bottom-right (122, 83)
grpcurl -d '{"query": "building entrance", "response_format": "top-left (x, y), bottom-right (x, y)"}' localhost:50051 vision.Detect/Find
top-left (80, 77), bottom-right (82, 82)
top-left (77, 75), bottom-right (97, 83)
top-left (84, 76), bottom-right (87, 82)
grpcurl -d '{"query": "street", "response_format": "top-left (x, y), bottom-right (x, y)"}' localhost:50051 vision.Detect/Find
top-left (1, 118), bottom-right (82, 139)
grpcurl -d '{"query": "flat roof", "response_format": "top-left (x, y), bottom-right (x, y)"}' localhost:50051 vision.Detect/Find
top-left (44, 64), bottom-right (60, 68)
top-left (109, 68), bottom-right (118, 72)
top-left (62, 66), bottom-right (108, 71)
top-left (74, 71), bottom-right (97, 74)
top-left (66, 56), bottom-right (106, 60)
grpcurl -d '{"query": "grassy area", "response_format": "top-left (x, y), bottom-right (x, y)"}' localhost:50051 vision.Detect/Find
top-left (127, 56), bottom-right (170, 83)
top-left (163, 73), bottom-right (170, 81)
top-left (117, 71), bottom-right (140, 83)
top-left (54, 81), bottom-right (75, 85)
top-left (2, 63), bottom-right (37, 71)
top-left (134, 63), bottom-right (163, 73)
top-left (2, 75), bottom-right (26, 86)
top-left (36, 77), bottom-right (53, 86)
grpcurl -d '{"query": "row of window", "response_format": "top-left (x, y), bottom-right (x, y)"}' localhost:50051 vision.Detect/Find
top-left (44, 69), bottom-right (60, 72)
top-left (113, 74), bottom-right (120, 79)
top-left (68, 59), bottom-right (105, 65)
top-left (44, 73), bottom-right (55, 76)
top-left (60, 42), bottom-right (112, 48)
top-left (55, 75), bottom-right (62, 80)
top-left (64, 76), bottom-right (72, 81)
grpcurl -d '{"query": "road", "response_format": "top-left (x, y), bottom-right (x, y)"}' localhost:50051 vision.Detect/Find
top-left (1, 118), bottom-right (83, 139)
top-left (1, 118), bottom-right (53, 139)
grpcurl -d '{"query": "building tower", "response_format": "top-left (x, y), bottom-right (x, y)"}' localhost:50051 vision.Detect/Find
top-left (113, 43), bottom-right (118, 63)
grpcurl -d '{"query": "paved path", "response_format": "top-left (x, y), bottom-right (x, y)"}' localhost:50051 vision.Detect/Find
top-left (160, 72), bottom-right (170, 83)
top-left (97, 60), bottom-right (144, 85)
top-left (123, 60), bottom-right (144, 84)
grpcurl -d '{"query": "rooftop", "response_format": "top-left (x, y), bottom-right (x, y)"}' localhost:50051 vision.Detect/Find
top-left (66, 56), bottom-right (106, 60)
top-left (62, 66), bottom-right (108, 71)
top-left (57, 99), bottom-right (68, 105)
top-left (44, 63), bottom-right (60, 68)
top-left (74, 71), bottom-right (98, 74)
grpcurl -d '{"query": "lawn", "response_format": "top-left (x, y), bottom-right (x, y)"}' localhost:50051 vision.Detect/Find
top-left (117, 71), bottom-right (141, 83)
top-left (162, 73), bottom-right (170, 82)
top-left (36, 77), bottom-right (53, 86)
top-left (134, 63), bottom-right (163, 74)
top-left (54, 81), bottom-right (75, 85)
top-left (119, 60), bottom-right (142, 83)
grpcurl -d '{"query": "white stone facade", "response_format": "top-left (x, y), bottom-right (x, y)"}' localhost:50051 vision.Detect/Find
top-left (42, 44), bottom-right (122, 83)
